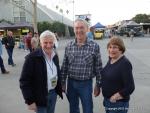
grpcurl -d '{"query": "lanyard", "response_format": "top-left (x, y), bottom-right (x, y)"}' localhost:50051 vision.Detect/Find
top-left (45, 56), bottom-right (54, 75)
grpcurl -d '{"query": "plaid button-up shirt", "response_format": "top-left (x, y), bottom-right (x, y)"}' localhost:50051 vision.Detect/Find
top-left (61, 39), bottom-right (102, 86)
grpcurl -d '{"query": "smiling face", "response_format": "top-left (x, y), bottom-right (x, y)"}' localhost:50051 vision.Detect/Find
top-left (107, 37), bottom-right (125, 60)
top-left (74, 20), bottom-right (88, 43)
top-left (40, 36), bottom-right (54, 55)
top-left (108, 44), bottom-right (122, 60)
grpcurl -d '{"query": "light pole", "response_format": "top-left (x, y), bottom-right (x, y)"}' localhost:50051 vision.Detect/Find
top-left (72, 0), bottom-right (74, 26)
top-left (59, 8), bottom-right (63, 23)
top-left (32, 0), bottom-right (38, 33)
top-left (68, 0), bottom-right (75, 26)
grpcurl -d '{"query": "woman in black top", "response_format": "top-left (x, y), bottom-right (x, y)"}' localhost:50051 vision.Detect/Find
top-left (101, 37), bottom-right (135, 113)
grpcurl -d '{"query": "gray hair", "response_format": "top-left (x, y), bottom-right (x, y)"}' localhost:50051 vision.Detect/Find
top-left (40, 30), bottom-right (56, 42)
top-left (74, 18), bottom-right (89, 28)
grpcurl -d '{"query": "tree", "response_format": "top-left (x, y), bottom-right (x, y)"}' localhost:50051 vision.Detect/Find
top-left (37, 21), bottom-right (66, 37)
top-left (68, 26), bottom-right (75, 36)
top-left (52, 21), bottom-right (65, 36)
top-left (37, 21), bottom-right (52, 34)
top-left (132, 14), bottom-right (150, 23)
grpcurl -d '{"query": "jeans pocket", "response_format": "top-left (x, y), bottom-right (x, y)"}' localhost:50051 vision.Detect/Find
top-left (104, 98), bottom-right (129, 112)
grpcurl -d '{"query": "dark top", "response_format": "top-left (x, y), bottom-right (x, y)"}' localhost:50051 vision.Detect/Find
top-left (3, 36), bottom-right (15, 49)
top-left (101, 56), bottom-right (135, 102)
top-left (26, 36), bottom-right (32, 48)
top-left (19, 48), bottom-right (63, 106)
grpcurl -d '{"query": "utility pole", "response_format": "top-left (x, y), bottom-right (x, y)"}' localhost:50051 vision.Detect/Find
top-left (32, 0), bottom-right (38, 33)
top-left (72, 0), bottom-right (74, 26)
top-left (68, 0), bottom-right (75, 26)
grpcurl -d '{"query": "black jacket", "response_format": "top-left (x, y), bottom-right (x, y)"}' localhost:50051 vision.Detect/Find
top-left (19, 48), bottom-right (63, 106)
top-left (3, 36), bottom-right (15, 49)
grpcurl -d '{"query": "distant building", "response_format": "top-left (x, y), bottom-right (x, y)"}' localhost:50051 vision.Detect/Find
top-left (0, 0), bottom-right (73, 26)
top-left (0, 0), bottom-right (73, 40)
top-left (140, 23), bottom-right (150, 34)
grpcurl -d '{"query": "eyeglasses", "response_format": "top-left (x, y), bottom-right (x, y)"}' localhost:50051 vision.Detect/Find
top-left (108, 45), bottom-right (119, 49)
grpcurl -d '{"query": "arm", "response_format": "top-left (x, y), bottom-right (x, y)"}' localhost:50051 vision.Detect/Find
top-left (2, 37), bottom-right (8, 48)
top-left (54, 54), bottom-right (63, 99)
top-left (19, 55), bottom-right (35, 105)
top-left (119, 60), bottom-right (135, 97)
top-left (110, 59), bottom-right (135, 102)
top-left (94, 44), bottom-right (102, 87)
top-left (60, 47), bottom-right (69, 92)
top-left (94, 44), bottom-right (103, 96)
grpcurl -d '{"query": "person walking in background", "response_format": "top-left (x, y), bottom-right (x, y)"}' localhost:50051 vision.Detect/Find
top-left (22, 34), bottom-right (28, 51)
top-left (31, 32), bottom-right (39, 51)
top-left (129, 29), bottom-right (135, 41)
top-left (61, 18), bottom-right (102, 113)
top-left (19, 30), bottom-right (63, 113)
top-left (54, 31), bottom-right (59, 41)
top-left (53, 31), bottom-right (59, 49)
top-left (0, 32), bottom-right (9, 74)
top-left (25, 31), bottom-right (33, 52)
top-left (86, 27), bottom-right (94, 40)
top-left (100, 37), bottom-right (135, 113)
top-left (3, 31), bottom-right (16, 67)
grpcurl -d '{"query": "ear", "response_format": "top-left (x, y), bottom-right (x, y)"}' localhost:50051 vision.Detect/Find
top-left (39, 40), bottom-right (42, 47)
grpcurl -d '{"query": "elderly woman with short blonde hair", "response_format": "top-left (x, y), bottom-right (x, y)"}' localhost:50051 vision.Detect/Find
top-left (20, 30), bottom-right (63, 113)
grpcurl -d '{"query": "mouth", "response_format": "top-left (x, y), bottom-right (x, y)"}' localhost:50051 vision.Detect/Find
top-left (109, 53), bottom-right (116, 56)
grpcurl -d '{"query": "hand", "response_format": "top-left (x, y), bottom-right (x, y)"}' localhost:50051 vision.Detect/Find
top-left (62, 84), bottom-right (66, 93)
top-left (28, 102), bottom-right (37, 112)
top-left (110, 92), bottom-right (123, 103)
top-left (110, 95), bottom-right (117, 103)
top-left (94, 85), bottom-right (101, 97)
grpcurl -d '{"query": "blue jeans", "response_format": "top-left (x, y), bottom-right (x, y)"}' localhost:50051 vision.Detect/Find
top-left (6, 48), bottom-right (14, 65)
top-left (103, 98), bottom-right (129, 113)
top-left (37, 107), bottom-right (47, 113)
top-left (0, 56), bottom-right (6, 73)
top-left (36, 89), bottom-right (57, 113)
top-left (66, 78), bottom-right (93, 113)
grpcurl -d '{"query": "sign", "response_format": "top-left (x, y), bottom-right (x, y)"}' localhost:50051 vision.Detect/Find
top-left (75, 14), bottom-right (91, 25)
top-left (22, 29), bottom-right (29, 33)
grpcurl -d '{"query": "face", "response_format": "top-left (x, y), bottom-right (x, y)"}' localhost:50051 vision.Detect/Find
top-left (74, 21), bottom-right (88, 42)
top-left (34, 33), bottom-right (38, 38)
top-left (8, 31), bottom-right (13, 36)
top-left (28, 32), bottom-right (32, 37)
top-left (40, 36), bottom-right (54, 54)
top-left (108, 44), bottom-right (122, 59)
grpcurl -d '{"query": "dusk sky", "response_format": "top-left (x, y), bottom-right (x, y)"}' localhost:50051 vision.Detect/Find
top-left (38, 0), bottom-right (150, 25)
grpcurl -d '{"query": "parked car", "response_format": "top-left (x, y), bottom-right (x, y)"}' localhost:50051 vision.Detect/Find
top-left (94, 29), bottom-right (104, 39)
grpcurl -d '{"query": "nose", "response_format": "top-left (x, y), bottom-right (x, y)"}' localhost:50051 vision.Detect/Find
top-left (45, 42), bottom-right (51, 47)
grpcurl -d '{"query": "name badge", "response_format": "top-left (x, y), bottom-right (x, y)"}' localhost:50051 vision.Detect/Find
top-left (50, 76), bottom-right (57, 88)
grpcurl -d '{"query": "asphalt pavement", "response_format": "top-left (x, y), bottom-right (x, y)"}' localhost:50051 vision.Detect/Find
top-left (0, 36), bottom-right (150, 113)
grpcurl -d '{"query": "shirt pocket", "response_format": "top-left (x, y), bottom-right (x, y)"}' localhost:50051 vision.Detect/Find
top-left (83, 54), bottom-right (94, 65)
top-left (68, 54), bottom-right (74, 64)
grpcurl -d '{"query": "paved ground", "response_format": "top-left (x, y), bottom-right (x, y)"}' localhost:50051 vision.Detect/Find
top-left (0, 36), bottom-right (150, 113)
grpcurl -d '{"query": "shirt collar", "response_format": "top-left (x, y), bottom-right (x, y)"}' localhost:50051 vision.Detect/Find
top-left (72, 37), bottom-right (91, 46)
top-left (42, 49), bottom-right (55, 60)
